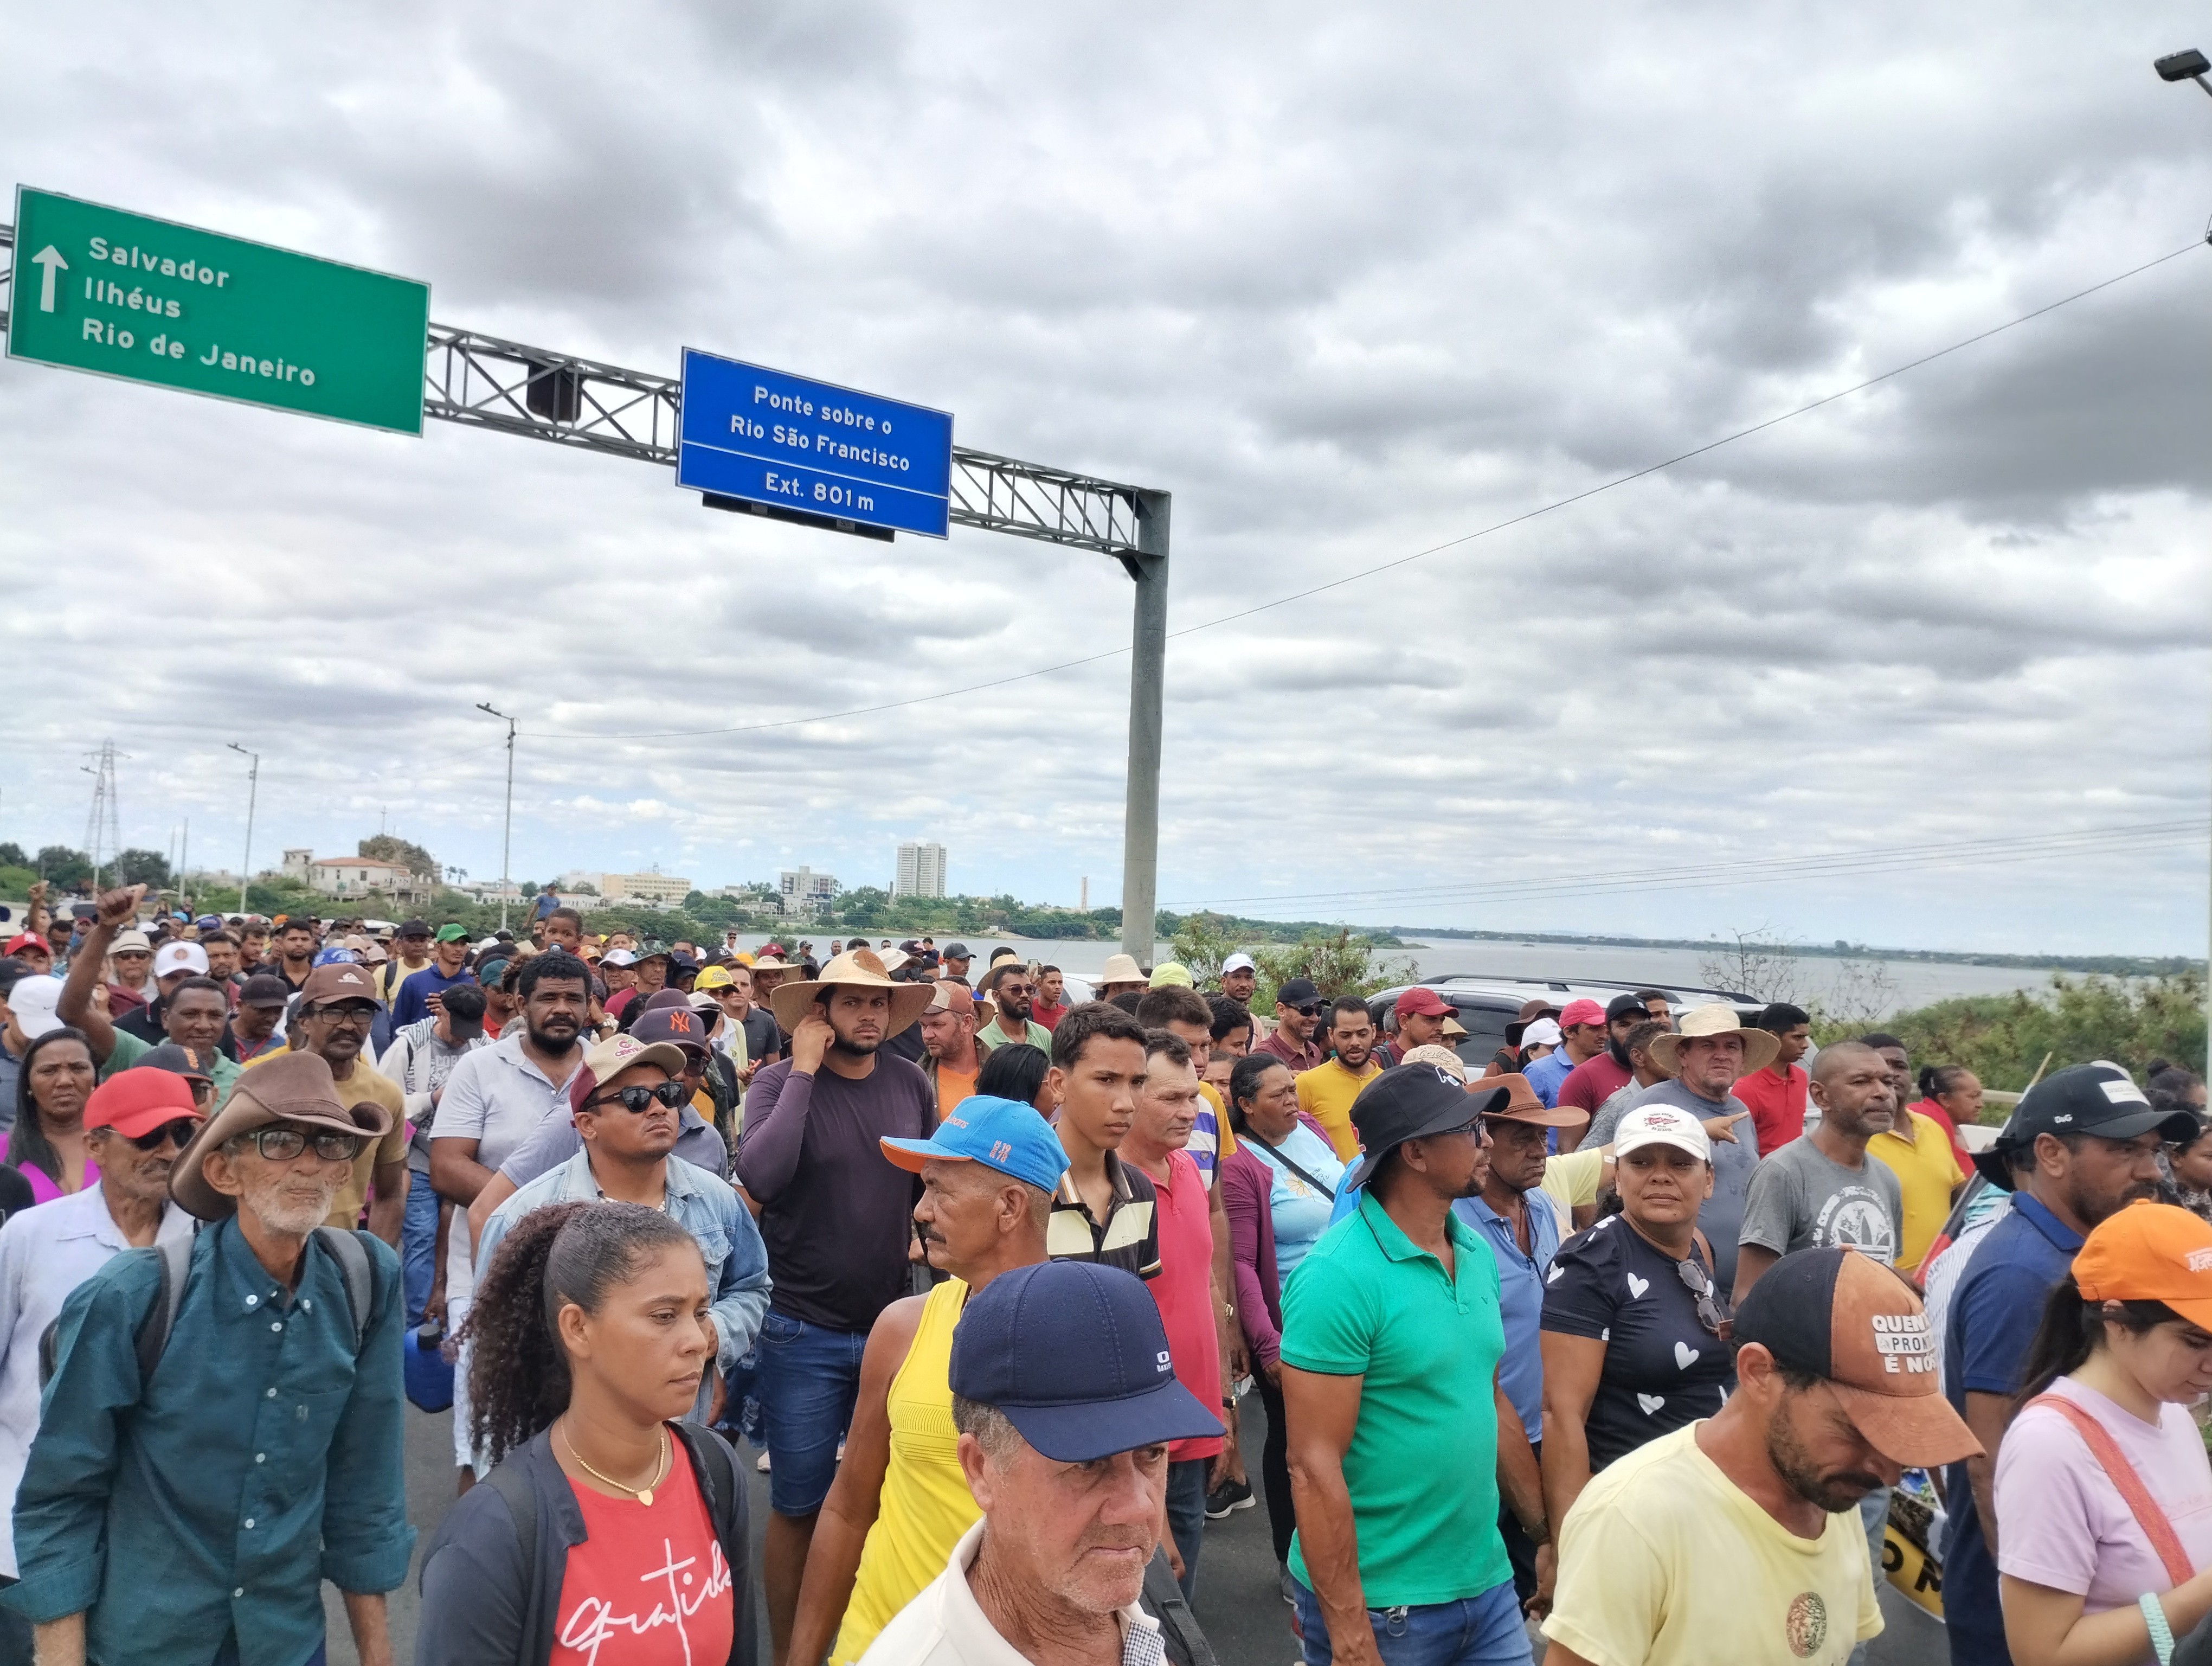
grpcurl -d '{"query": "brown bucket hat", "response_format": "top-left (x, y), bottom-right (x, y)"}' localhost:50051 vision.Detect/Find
top-left (169, 1050), bottom-right (394, 1221)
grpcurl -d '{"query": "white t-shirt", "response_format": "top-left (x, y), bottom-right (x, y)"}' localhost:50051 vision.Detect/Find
top-left (1996, 1374), bottom-right (2212, 1623)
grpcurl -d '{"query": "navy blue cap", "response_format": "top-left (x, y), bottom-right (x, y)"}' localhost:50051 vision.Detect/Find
top-left (948, 1261), bottom-right (1223, 1463)
top-left (880, 1094), bottom-right (1070, 1193)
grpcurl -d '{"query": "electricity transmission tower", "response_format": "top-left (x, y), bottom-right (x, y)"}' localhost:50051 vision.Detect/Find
top-left (80, 740), bottom-right (123, 891)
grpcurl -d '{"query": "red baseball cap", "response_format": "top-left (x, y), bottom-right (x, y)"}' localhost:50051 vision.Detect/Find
top-left (1394, 987), bottom-right (1453, 1018)
top-left (1558, 998), bottom-right (1607, 1029)
top-left (83, 1069), bottom-right (206, 1139)
top-left (3, 933), bottom-right (49, 957)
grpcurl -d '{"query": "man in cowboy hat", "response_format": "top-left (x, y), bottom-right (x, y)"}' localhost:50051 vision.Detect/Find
top-left (735, 948), bottom-right (936, 1662)
top-left (4, 1052), bottom-right (410, 1666)
top-left (1614, 1002), bottom-right (1772, 1297)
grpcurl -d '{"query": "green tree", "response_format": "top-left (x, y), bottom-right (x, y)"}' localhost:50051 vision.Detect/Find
top-left (113, 849), bottom-right (174, 889)
top-left (35, 847), bottom-right (91, 888)
top-left (1169, 913), bottom-right (1243, 986)
top-left (1246, 928), bottom-right (1416, 1008)
top-left (1816, 972), bottom-right (2208, 1111)
top-left (0, 843), bottom-right (27, 869)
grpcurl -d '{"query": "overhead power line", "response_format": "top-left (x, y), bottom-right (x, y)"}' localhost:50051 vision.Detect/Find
top-left (523, 239), bottom-right (2207, 747)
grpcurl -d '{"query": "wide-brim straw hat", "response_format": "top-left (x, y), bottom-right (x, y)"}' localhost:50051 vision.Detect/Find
top-left (1648, 1002), bottom-right (1779, 1075)
top-left (1098, 952), bottom-right (1145, 986)
top-left (770, 948), bottom-right (935, 1037)
top-left (170, 1050), bottom-right (395, 1222)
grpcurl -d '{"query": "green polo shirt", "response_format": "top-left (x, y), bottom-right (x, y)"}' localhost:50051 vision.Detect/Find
top-left (1281, 1190), bottom-right (1510, 1607)
top-left (101, 1027), bottom-right (243, 1101)
top-left (978, 1017), bottom-right (1053, 1053)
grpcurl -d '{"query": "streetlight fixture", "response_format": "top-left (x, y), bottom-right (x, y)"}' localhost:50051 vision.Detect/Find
top-left (2157, 48), bottom-right (2211, 96)
top-left (477, 703), bottom-right (517, 932)
top-left (2159, 49), bottom-right (2212, 1074)
top-left (226, 743), bottom-right (259, 916)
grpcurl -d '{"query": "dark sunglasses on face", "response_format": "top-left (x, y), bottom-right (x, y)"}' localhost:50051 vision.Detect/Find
top-left (125, 1117), bottom-right (203, 1151)
top-left (1290, 1003), bottom-right (1324, 1018)
top-left (251, 1126), bottom-right (364, 1162)
top-left (586, 1081), bottom-right (691, 1114)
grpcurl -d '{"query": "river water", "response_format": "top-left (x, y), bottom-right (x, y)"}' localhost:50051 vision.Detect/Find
top-left (729, 931), bottom-right (2088, 1016)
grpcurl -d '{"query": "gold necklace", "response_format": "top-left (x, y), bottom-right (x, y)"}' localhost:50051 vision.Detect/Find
top-left (561, 1421), bottom-right (671, 1506)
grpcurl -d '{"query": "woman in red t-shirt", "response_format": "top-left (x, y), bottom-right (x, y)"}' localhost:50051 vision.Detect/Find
top-left (417, 1200), bottom-right (751, 1666)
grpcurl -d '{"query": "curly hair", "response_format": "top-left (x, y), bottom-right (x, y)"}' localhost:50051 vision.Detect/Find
top-left (462, 1200), bottom-right (700, 1463)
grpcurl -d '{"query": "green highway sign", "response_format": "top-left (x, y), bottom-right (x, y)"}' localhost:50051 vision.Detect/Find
top-left (6, 186), bottom-right (430, 435)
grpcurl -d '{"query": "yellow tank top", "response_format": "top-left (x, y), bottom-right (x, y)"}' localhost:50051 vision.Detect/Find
top-left (831, 1276), bottom-right (978, 1665)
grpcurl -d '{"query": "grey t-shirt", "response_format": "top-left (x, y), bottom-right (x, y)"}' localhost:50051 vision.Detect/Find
top-left (1605, 1078), bottom-right (1761, 1295)
top-left (1738, 1135), bottom-right (1902, 1266)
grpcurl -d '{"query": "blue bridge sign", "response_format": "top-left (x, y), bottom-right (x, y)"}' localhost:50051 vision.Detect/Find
top-left (676, 348), bottom-right (953, 538)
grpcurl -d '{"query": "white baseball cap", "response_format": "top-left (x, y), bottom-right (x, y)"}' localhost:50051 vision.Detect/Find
top-left (1520, 1017), bottom-right (1562, 1048)
top-left (153, 941), bottom-right (210, 979)
top-left (1221, 952), bottom-right (1256, 975)
top-left (4, 975), bottom-right (67, 1039)
top-left (1613, 1103), bottom-right (1713, 1163)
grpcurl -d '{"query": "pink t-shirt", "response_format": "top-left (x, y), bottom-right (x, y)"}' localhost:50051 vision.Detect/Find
top-left (1148, 1149), bottom-right (1224, 1462)
top-left (1994, 1375), bottom-right (2212, 1619)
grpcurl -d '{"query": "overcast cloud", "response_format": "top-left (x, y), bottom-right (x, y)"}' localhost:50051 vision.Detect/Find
top-left (4, 3), bottom-right (2210, 954)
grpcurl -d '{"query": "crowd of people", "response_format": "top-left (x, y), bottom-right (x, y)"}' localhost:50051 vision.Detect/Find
top-left (0, 880), bottom-right (2208, 1666)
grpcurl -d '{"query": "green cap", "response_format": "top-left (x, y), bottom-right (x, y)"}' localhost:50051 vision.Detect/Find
top-left (433, 923), bottom-right (468, 944)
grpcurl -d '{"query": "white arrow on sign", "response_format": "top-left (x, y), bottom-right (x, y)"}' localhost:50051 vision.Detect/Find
top-left (31, 246), bottom-right (68, 313)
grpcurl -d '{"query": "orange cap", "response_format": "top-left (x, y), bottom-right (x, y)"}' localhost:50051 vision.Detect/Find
top-left (2073, 1200), bottom-right (2212, 1329)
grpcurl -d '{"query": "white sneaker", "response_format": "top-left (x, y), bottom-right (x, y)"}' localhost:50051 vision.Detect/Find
top-left (756, 1450), bottom-right (771, 1472)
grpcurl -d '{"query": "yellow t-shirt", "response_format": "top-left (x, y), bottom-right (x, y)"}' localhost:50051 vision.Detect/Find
top-left (1541, 1145), bottom-right (1606, 1212)
top-left (1867, 1109), bottom-right (1967, 1277)
top-left (1295, 1059), bottom-right (1381, 1161)
top-left (240, 1052), bottom-right (409, 1231)
top-left (1544, 1422), bottom-right (1881, 1666)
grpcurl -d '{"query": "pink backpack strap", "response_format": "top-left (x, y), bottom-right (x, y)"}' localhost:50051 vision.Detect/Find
top-left (2025, 1393), bottom-right (2195, 1588)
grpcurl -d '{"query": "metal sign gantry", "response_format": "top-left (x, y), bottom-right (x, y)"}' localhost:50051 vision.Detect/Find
top-left (1, 219), bottom-right (1171, 965)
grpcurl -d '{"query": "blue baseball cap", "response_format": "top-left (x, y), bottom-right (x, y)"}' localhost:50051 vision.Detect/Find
top-left (879, 1095), bottom-right (1070, 1193)
top-left (948, 1260), bottom-right (1221, 1462)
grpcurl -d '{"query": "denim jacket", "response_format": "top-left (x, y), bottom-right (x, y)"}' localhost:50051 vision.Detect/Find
top-left (478, 1152), bottom-right (772, 1399)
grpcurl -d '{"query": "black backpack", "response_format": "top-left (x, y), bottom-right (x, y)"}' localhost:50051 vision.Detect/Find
top-left (39, 1225), bottom-right (373, 1387)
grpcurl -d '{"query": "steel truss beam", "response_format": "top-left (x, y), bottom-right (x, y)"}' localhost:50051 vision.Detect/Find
top-left (2, 216), bottom-right (1169, 959)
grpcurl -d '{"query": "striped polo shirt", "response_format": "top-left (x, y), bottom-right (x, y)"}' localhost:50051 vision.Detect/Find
top-left (1046, 1151), bottom-right (1161, 1279)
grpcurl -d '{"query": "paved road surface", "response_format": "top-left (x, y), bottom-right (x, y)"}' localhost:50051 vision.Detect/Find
top-left (327, 1396), bottom-right (1942, 1664)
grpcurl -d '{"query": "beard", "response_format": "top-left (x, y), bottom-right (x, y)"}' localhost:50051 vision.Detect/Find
top-left (242, 1165), bottom-right (345, 1236)
top-left (1607, 1036), bottom-right (1632, 1071)
top-left (1766, 1404), bottom-right (1883, 1514)
top-left (528, 1015), bottom-right (581, 1056)
top-left (830, 1031), bottom-right (882, 1059)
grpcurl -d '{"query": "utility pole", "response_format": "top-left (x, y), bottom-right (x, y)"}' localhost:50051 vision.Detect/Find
top-left (81, 740), bottom-right (122, 892)
top-left (228, 744), bottom-right (259, 916)
top-left (2157, 47), bottom-right (2212, 1075)
top-left (1117, 492), bottom-right (1170, 968)
top-left (179, 818), bottom-right (188, 909)
top-left (477, 703), bottom-right (517, 933)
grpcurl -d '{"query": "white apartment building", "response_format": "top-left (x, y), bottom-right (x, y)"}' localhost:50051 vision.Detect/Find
top-left (779, 866), bottom-right (838, 914)
top-left (894, 841), bottom-right (948, 899)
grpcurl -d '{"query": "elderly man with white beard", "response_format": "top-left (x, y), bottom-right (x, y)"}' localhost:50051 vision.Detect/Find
top-left (1, 1050), bottom-right (413, 1666)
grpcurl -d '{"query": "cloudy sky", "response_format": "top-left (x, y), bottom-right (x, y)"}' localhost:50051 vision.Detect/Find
top-left (4, 4), bottom-right (2210, 956)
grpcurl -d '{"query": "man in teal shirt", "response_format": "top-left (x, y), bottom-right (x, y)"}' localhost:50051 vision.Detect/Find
top-left (976, 962), bottom-right (1053, 1052)
top-left (1280, 1062), bottom-right (1551, 1666)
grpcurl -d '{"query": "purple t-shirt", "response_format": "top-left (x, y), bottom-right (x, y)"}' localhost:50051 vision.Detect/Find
top-left (734, 1053), bottom-right (933, 1334)
top-left (1994, 1375), bottom-right (2212, 1614)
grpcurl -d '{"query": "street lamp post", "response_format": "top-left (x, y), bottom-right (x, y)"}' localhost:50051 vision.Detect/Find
top-left (2159, 48), bottom-right (2212, 1075)
top-left (477, 703), bottom-right (517, 933)
top-left (226, 744), bottom-right (259, 916)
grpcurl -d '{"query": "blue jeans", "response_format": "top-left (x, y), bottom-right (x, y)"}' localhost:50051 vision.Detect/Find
top-left (755, 1309), bottom-right (869, 1516)
top-left (1293, 1578), bottom-right (1531, 1666)
top-left (402, 1175), bottom-right (439, 1329)
top-left (1166, 1458), bottom-right (1208, 1604)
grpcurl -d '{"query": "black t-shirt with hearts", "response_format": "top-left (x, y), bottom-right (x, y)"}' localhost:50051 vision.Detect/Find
top-left (1541, 1212), bottom-right (1737, 1470)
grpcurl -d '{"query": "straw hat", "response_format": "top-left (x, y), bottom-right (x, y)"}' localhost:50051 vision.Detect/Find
top-left (769, 947), bottom-right (935, 1036)
top-left (1648, 1003), bottom-right (1779, 1074)
top-left (1097, 952), bottom-right (1145, 987)
top-left (169, 1051), bottom-right (394, 1222)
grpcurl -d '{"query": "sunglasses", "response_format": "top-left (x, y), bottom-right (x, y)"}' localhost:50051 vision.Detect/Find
top-left (249, 1126), bottom-right (363, 1162)
top-left (585, 1081), bottom-right (691, 1114)
top-left (1289, 1002), bottom-right (1324, 1018)
top-left (125, 1117), bottom-right (202, 1151)
top-left (1677, 1254), bottom-right (1733, 1340)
